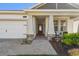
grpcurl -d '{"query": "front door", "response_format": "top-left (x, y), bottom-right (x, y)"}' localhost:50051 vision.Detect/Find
top-left (37, 24), bottom-right (44, 35)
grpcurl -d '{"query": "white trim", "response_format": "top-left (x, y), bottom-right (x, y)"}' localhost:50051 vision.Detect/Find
top-left (24, 9), bottom-right (79, 12)
top-left (1, 9), bottom-right (79, 14)
top-left (29, 3), bottom-right (46, 9)
top-left (23, 3), bottom-right (45, 10)
top-left (0, 10), bottom-right (25, 14)
top-left (24, 9), bottom-right (79, 16)
top-left (29, 3), bottom-right (41, 9)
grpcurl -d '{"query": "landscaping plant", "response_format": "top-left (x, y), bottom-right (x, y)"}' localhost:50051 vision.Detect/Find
top-left (62, 33), bottom-right (79, 46)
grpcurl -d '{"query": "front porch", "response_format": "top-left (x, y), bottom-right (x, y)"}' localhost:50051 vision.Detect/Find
top-left (25, 10), bottom-right (79, 44)
top-left (28, 15), bottom-right (78, 39)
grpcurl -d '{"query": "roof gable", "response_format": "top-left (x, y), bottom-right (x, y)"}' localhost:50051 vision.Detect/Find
top-left (32, 3), bottom-right (79, 9)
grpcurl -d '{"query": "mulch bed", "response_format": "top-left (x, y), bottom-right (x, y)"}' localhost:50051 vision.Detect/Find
top-left (49, 38), bottom-right (68, 56)
top-left (49, 37), bottom-right (79, 56)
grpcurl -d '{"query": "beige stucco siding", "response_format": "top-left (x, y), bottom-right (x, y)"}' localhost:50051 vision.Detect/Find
top-left (0, 14), bottom-right (28, 20)
top-left (67, 19), bottom-right (74, 33)
top-left (73, 19), bottom-right (79, 33)
top-left (27, 15), bottom-right (34, 34)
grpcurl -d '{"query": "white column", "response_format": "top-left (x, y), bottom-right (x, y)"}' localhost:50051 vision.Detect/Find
top-left (45, 16), bottom-right (49, 37)
top-left (32, 16), bottom-right (36, 38)
top-left (58, 19), bottom-right (61, 33)
top-left (48, 15), bottom-right (55, 38)
top-left (67, 18), bottom-right (73, 33)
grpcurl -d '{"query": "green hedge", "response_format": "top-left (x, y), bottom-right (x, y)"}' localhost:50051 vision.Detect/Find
top-left (62, 33), bottom-right (79, 46)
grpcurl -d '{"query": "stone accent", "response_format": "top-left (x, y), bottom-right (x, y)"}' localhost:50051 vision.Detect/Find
top-left (22, 34), bottom-right (34, 44)
top-left (27, 34), bottom-right (34, 44)
top-left (47, 34), bottom-right (55, 40)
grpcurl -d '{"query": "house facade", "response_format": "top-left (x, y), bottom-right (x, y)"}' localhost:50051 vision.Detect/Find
top-left (0, 3), bottom-right (79, 41)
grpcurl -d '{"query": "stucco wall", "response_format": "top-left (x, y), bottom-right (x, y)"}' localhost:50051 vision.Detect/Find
top-left (68, 17), bottom-right (79, 33)
top-left (0, 14), bottom-right (28, 20)
top-left (72, 17), bottom-right (79, 33)
top-left (73, 20), bottom-right (79, 33)
top-left (67, 18), bottom-right (74, 33)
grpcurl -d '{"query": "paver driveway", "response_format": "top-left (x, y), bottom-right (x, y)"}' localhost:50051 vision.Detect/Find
top-left (0, 37), bottom-right (57, 56)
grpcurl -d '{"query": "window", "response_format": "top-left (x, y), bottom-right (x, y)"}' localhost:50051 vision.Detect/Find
top-left (54, 19), bottom-right (67, 33)
top-left (54, 20), bottom-right (58, 32)
top-left (61, 20), bottom-right (67, 32)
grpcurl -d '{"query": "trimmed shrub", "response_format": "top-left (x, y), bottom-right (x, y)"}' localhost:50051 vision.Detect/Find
top-left (62, 33), bottom-right (79, 46)
top-left (62, 39), bottom-right (73, 46)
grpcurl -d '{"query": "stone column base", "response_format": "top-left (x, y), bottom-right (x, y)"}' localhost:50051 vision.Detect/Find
top-left (27, 34), bottom-right (34, 44)
top-left (47, 34), bottom-right (55, 40)
top-left (22, 34), bottom-right (34, 44)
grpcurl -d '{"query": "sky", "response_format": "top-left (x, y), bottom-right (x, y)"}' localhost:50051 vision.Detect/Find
top-left (0, 3), bottom-right (36, 10)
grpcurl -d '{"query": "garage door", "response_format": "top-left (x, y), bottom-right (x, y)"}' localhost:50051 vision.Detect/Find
top-left (0, 21), bottom-right (27, 39)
